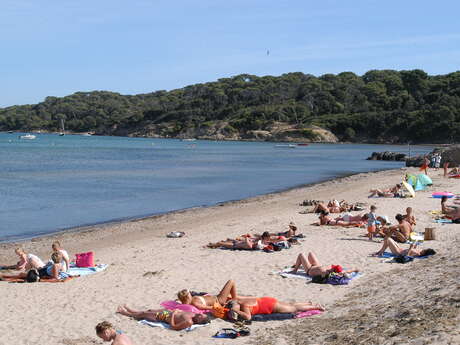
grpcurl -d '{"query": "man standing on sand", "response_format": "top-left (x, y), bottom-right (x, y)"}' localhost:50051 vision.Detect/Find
top-left (116, 305), bottom-right (210, 331)
top-left (383, 214), bottom-right (412, 243)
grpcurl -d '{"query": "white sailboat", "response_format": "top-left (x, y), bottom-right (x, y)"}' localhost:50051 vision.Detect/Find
top-left (59, 119), bottom-right (65, 136)
top-left (19, 134), bottom-right (36, 140)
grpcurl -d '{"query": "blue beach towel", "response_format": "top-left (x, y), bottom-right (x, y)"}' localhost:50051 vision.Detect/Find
top-left (138, 319), bottom-right (207, 332)
top-left (68, 264), bottom-right (108, 277)
top-left (378, 252), bottom-right (430, 260)
top-left (278, 268), bottom-right (362, 283)
top-left (434, 219), bottom-right (452, 224)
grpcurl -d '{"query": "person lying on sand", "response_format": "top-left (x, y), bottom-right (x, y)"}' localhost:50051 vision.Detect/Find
top-left (96, 321), bottom-right (134, 345)
top-left (116, 305), bottom-right (210, 331)
top-left (368, 184), bottom-right (402, 198)
top-left (223, 281), bottom-right (324, 321)
top-left (0, 251), bottom-right (69, 282)
top-left (440, 196), bottom-right (460, 222)
top-left (207, 231), bottom-right (293, 249)
top-left (372, 237), bottom-right (436, 258)
top-left (312, 200), bottom-right (357, 214)
top-left (290, 252), bottom-right (359, 278)
top-left (312, 210), bottom-right (365, 227)
top-left (1, 247), bottom-right (45, 271)
top-left (178, 279), bottom-right (255, 311)
top-left (381, 214), bottom-right (412, 243)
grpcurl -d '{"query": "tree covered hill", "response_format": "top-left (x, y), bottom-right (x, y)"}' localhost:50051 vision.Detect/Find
top-left (1, 69), bottom-right (460, 143)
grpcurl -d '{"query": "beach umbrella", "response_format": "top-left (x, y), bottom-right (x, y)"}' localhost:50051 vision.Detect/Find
top-left (402, 181), bottom-right (415, 197)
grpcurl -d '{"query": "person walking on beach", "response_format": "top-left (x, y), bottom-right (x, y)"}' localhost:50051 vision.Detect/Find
top-left (443, 160), bottom-right (451, 177)
top-left (420, 155), bottom-right (430, 175)
top-left (96, 321), bottom-right (134, 345)
top-left (116, 305), bottom-right (210, 331)
top-left (435, 153), bottom-right (442, 171)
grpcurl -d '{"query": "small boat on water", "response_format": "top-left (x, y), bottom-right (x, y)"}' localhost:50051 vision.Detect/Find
top-left (181, 138), bottom-right (196, 141)
top-left (59, 118), bottom-right (65, 136)
top-left (274, 144), bottom-right (297, 148)
top-left (19, 134), bottom-right (36, 140)
top-left (81, 133), bottom-right (92, 136)
top-left (297, 143), bottom-right (309, 146)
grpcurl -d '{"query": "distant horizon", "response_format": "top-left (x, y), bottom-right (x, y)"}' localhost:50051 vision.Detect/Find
top-left (1, 1), bottom-right (459, 108)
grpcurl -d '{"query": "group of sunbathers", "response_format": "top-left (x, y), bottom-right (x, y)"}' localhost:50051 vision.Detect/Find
top-left (0, 241), bottom-right (71, 282)
top-left (206, 223), bottom-right (301, 250)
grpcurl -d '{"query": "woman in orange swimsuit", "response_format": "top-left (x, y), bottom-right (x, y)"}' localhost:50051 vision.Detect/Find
top-left (223, 281), bottom-right (324, 321)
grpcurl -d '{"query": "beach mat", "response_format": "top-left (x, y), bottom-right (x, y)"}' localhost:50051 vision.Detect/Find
top-left (434, 218), bottom-right (452, 224)
top-left (378, 252), bottom-right (431, 260)
top-left (1, 276), bottom-right (74, 283)
top-left (68, 264), bottom-right (108, 277)
top-left (278, 268), bottom-right (361, 282)
top-left (138, 319), bottom-right (208, 332)
top-left (252, 309), bottom-right (323, 322)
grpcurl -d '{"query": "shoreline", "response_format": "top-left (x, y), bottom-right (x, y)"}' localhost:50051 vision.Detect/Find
top-left (0, 167), bottom-right (402, 245)
top-left (0, 165), bottom-right (458, 345)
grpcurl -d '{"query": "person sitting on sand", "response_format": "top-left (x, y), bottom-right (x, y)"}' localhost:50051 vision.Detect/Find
top-left (372, 237), bottom-right (436, 258)
top-left (51, 241), bottom-right (70, 272)
top-left (382, 214), bottom-right (412, 243)
top-left (178, 279), bottom-right (255, 311)
top-left (1, 247), bottom-right (45, 271)
top-left (440, 196), bottom-right (460, 222)
top-left (313, 210), bottom-right (365, 227)
top-left (403, 207), bottom-right (416, 226)
top-left (312, 200), bottom-right (355, 214)
top-left (116, 305), bottom-right (210, 331)
top-left (96, 321), bottom-right (134, 345)
top-left (1, 251), bottom-right (69, 281)
top-left (368, 184), bottom-right (402, 198)
top-left (290, 252), bottom-right (359, 278)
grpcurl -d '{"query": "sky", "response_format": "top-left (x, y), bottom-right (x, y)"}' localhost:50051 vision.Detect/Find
top-left (1, 0), bottom-right (459, 107)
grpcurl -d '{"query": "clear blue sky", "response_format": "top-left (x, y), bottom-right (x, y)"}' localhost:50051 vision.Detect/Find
top-left (1, 0), bottom-right (459, 107)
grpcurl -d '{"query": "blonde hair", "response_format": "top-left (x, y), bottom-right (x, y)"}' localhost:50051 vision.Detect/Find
top-left (95, 321), bottom-right (113, 334)
top-left (15, 247), bottom-right (25, 255)
top-left (52, 241), bottom-right (61, 249)
top-left (51, 251), bottom-right (62, 264)
top-left (177, 289), bottom-right (190, 303)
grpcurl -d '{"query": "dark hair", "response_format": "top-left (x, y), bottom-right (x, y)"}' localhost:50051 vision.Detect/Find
top-left (192, 313), bottom-right (210, 324)
top-left (421, 248), bottom-right (436, 256)
top-left (261, 231), bottom-right (270, 239)
top-left (395, 214), bottom-right (404, 222)
top-left (441, 196), bottom-right (448, 203)
top-left (320, 210), bottom-right (329, 216)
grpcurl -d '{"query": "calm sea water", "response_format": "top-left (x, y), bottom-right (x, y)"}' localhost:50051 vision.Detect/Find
top-left (0, 133), bottom-right (431, 242)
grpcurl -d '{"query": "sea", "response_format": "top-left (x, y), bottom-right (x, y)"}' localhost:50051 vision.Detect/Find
top-left (0, 133), bottom-right (431, 242)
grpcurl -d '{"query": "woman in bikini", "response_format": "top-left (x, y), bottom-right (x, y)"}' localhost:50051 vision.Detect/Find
top-left (1, 247), bottom-right (45, 271)
top-left (206, 232), bottom-right (272, 250)
top-left (224, 281), bottom-right (324, 321)
top-left (177, 280), bottom-right (255, 311)
top-left (372, 237), bottom-right (436, 258)
top-left (116, 305), bottom-right (209, 331)
top-left (290, 252), bottom-right (359, 278)
top-left (315, 211), bottom-right (365, 227)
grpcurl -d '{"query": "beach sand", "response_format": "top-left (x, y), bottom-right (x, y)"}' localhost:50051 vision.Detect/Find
top-left (0, 167), bottom-right (459, 345)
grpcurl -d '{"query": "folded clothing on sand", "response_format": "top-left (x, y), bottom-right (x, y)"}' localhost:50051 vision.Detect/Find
top-left (138, 319), bottom-right (208, 331)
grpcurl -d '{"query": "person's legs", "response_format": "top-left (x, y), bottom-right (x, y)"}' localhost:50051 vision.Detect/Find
top-left (273, 301), bottom-right (324, 313)
top-left (116, 305), bottom-right (162, 321)
top-left (292, 253), bottom-right (312, 273)
top-left (391, 231), bottom-right (407, 243)
top-left (385, 238), bottom-right (403, 255)
top-left (307, 252), bottom-right (321, 266)
top-left (216, 280), bottom-right (238, 305)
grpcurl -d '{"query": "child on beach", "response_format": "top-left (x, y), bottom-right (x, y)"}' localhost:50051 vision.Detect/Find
top-left (96, 321), bottom-right (134, 345)
top-left (366, 205), bottom-right (377, 241)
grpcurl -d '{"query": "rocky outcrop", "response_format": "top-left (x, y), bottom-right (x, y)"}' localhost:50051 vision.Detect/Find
top-left (367, 151), bottom-right (407, 161)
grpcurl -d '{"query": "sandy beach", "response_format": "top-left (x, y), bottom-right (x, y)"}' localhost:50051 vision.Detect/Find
top-left (0, 167), bottom-right (459, 345)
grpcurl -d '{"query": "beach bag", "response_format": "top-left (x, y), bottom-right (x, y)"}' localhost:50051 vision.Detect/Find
top-left (26, 268), bottom-right (40, 283)
top-left (394, 255), bottom-right (414, 264)
top-left (75, 252), bottom-right (94, 267)
top-left (326, 272), bottom-right (350, 285)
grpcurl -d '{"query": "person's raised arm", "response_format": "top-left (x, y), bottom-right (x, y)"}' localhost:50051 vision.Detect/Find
top-left (233, 304), bottom-right (252, 320)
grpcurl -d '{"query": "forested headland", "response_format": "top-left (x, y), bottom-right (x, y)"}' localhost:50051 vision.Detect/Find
top-left (1, 69), bottom-right (459, 143)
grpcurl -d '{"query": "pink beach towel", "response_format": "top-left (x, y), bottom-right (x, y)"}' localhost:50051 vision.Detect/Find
top-left (160, 300), bottom-right (209, 314)
top-left (295, 310), bottom-right (323, 318)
